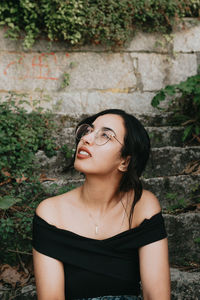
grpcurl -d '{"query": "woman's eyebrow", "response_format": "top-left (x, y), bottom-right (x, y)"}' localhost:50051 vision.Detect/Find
top-left (102, 127), bottom-right (116, 135)
top-left (91, 124), bottom-right (116, 135)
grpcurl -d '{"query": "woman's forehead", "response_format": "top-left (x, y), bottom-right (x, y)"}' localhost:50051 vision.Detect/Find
top-left (92, 114), bottom-right (125, 134)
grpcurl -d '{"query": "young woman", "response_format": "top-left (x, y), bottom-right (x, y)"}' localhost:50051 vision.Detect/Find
top-left (32, 109), bottom-right (171, 300)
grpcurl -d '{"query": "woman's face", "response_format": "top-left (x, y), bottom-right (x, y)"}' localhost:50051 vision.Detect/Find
top-left (74, 114), bottom-right (127, 176)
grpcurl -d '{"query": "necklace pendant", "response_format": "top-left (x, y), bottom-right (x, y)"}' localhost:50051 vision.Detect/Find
top-left (95, 225), bottom-right (98, 235)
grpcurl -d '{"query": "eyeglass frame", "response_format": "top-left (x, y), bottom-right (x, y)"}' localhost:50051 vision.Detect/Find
top-left (75, 123), bottom-right (124, 146)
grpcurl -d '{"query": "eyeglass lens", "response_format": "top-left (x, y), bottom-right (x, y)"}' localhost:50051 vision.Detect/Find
top-left (76, 124), bottom-right (113, 145)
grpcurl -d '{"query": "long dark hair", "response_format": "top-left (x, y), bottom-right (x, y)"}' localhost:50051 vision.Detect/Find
top-left (73, 109), bottom-right (150, 228)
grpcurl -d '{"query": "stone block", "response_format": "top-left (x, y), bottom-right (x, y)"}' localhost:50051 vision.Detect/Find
top-left (0, 90), bottom-right (156, 115)
top-left (145, 146), bottom-right (200, 177)
top-left (0, 51), bottom-right (137, 92)
top-left (164, 212), bottom-right (200, 265)
top-left (143, 175), bottom-right (200, 209)
top-left (130, 53), bottom-right (168, 91)
top-left (146, 126), bottom-right (185, 147)
top-left (168, 53), bottom-right (197, 85)
top-left (127, 32), bottom-right (172, 53)
top-left (171, 268), bottom-right (200, 300)
top-left (174, 21), bottom-right (200, 52)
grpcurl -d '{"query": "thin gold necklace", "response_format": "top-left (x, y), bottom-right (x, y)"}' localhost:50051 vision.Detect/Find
top-left (83, 190), bottom-right (128, 235)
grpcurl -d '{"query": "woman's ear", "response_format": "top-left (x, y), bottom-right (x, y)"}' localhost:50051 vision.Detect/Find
top-left (118, 156), bottom-right (131, 172)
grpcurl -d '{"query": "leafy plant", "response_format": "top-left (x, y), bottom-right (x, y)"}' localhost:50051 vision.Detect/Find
top-left (0, 96), bottom-right (75, 265)
top-left (60, 73), bottom-right (70, 89)
top-left (0, 0), bottom-right (199, 49)
top-left (0, 94), bottom-right (57, 187)
top-left (151, 73), bottom-right (200, 143)
top-left (194, 237), bottom-right (200, 244)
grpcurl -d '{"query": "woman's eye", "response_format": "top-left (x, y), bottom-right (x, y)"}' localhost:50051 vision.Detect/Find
top-left (101, 131), bottom-right (110, 139)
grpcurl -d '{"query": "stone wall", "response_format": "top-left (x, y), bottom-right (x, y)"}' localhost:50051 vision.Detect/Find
top-left (0, 19), bottom-right (199, 115)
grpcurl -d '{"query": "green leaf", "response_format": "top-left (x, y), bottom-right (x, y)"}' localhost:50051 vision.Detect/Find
top-left (164, 85), bottom-right (176, 96)
top-left (182, 125), bottom-right (193, 141)
top-left (0, 196), bottom-right (22, 210)
top-left (151, 91), bottom-right (166, 108)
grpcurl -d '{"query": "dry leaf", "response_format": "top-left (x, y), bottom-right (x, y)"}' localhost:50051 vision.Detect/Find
top-left (182, 160), bottom-right (200, 175)
top-left (1, 169), bottom-right (11, 177)
top-left (0, 264), bottom-right (30, 288)
top-left (16, 174), bottom-right (28, 184)
top-left (39, 173), bottom-right (56, 182)
top-left (0, 178), bottom-right (11, 186)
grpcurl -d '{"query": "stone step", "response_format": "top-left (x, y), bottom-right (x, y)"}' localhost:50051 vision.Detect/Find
top-left (146, 126), bottom-right (185, 147)
top-left (143, 174), bottom-right (200, 209)
top-left (144, 146), bottom-right (200, 177)
top-left (163, 212), bottom-right (200, 266)
top-left (171, 268), bottom-right (200, 300)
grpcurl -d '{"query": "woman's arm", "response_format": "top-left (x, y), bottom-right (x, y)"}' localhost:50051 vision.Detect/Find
top-left (139, 238), bottom-right (171, 300)
top-left (33, 248), bottom-right (65, 300)
top-left (134, 191), bottom-right (171, 299)
top-left (33, 198), bottom-right (66, 300)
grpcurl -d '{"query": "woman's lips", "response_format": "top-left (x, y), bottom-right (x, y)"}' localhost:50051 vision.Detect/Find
top-left (77, 147), bottom-right (92, 159)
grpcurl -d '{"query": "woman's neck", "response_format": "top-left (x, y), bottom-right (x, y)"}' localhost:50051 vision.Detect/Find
top-left (80, 175), bottom-right (123, 215)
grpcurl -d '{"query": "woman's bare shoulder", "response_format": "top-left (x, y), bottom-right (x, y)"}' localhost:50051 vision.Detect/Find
top-left (132, 189), bottom-right (161, 227)
top-left (35, 186), bottom-right (81, 224)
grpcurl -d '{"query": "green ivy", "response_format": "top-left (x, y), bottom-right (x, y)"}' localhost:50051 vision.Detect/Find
top-left (151, 73), bottom-right (200, 143)
top-left (0, 95), bottom-right (75, 265)
top-left (0, 0), bottom-right (199, 49)
top-left (0, 94), bottom-right (57, 184)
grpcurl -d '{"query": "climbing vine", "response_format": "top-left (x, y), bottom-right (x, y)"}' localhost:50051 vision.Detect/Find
top-left (0, 0), bottom-right (199, 49)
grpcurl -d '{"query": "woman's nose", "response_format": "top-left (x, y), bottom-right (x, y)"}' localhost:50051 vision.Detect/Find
top-left (81, 132), bottom-right (95, 145)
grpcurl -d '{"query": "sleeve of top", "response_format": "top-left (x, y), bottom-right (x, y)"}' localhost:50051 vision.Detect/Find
top-left (132, 211), bottom-right (167, 248)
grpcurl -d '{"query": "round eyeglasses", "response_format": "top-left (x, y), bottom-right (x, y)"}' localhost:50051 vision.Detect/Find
top-left (75, 124), bottom-right (123, 146)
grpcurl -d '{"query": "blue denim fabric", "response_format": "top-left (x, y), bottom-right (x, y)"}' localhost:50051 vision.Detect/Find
top-left (76, 295), bottom-right (143, 300)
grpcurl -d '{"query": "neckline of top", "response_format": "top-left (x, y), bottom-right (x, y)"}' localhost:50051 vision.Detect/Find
top-left (35, 211), bottom-right (162, 242)
top-left (34, 211), bottom-right (162, 242)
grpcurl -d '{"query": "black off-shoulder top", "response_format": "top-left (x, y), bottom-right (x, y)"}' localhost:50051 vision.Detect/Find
top-left (32, 211), bottom-right (167, 300)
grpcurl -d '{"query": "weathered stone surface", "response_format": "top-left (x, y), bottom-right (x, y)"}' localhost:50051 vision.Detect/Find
top-left (164, 212), bottom-right (200, 265)
top-left (143, 174), bottom-right (200, 209)
top-left (127, 32), bottom-right (173, 53)
top-left (0, 284), bottom-right (37, 300)
top-left (146, 126), bottom-right (185, 147)
top-left (130, 52), bottom-right (197, 91)
top-left (0, 52), bottom-right (137, 92)
top-left (0, 90), bottom-right (157, 115)
top-left (174, 21), bottom-right (200, 53)
top-left (130, 53), bottom-right (167, 91)
top-left (34, 150), bottom-right (82, 180)
top-left (0, 51), bottom-right (196, 95)
top-left (171, 268), bottom-right (200, 300)
top-left (60, 91), bottom-right (156, 115)
top-left (145, 146), bottom-right (200, 177)
top-left (168, 53), bottom-right (197, 85)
